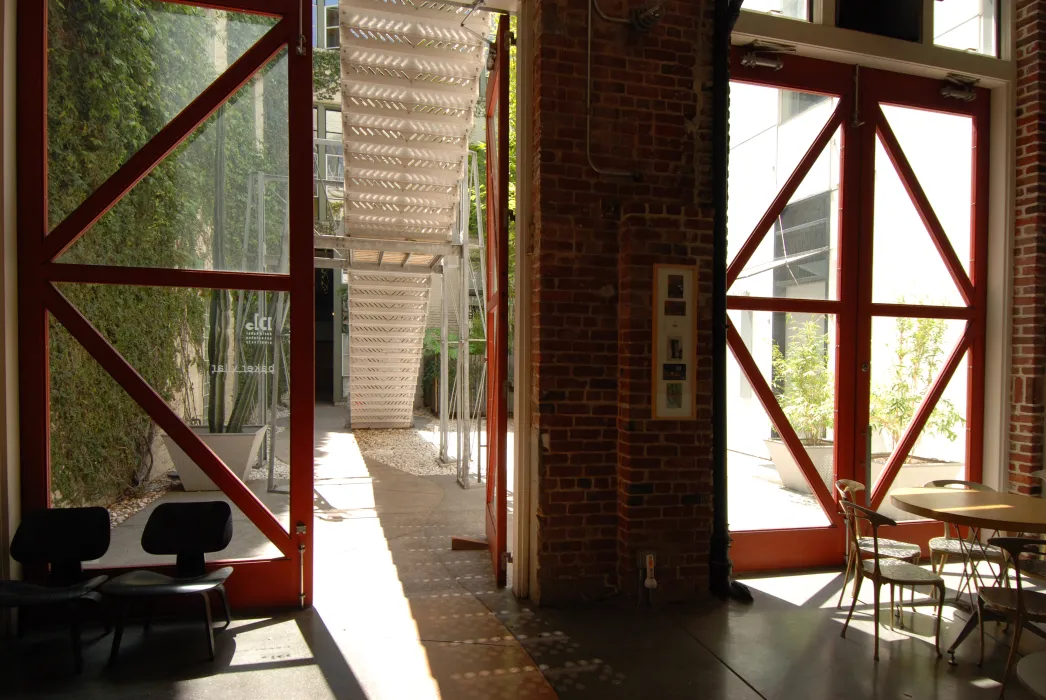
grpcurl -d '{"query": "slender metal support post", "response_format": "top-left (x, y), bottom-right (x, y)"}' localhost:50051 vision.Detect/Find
top-left (439, 269), bottom-right (450, 462)
top-left (257, 174), bottom-right (268, 431)
top-left (460, 175), bottom-right (472, 485)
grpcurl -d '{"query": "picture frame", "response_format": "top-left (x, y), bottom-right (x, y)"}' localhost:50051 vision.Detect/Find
top-left (652, 264), bottom-right (697, 420)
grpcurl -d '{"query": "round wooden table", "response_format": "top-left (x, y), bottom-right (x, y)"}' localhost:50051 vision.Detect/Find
top-left (890, 487), bottom-right (1046, 534)
top-left (891, 487), bottom-right (1046, 664)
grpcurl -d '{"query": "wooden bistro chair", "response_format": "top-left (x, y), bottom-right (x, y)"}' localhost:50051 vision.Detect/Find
top-left (924, 480), bottom-right (1005, 606)
top-left (836, 480), bottom-right (921, 610)
top-left (840, 501), bottom-right (946, 661)
top-left (1016, 471), bottom-right (1046, 584)
top-left (977, 537), bottom-right (1046, 699)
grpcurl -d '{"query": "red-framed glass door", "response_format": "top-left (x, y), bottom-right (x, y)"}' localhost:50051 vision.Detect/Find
top-left (726, 50), bottom-right (989, 572)
top-left (16, 0), bottom-right (314, 608)
top-left (484, 15), bottom-right (510, 587)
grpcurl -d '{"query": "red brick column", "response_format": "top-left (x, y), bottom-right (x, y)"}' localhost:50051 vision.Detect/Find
top-left (1010, 0), bottom-right (1046, 494)
top-left (617, 209), bottom-right (713, 601)
top-left (530, 0), bottom-right (714, 604)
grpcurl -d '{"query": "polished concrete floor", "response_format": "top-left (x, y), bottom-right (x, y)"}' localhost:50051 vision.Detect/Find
top-left (1, 405), bottom-right (1042, 699)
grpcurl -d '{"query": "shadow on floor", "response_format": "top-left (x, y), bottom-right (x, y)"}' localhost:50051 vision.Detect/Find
top-left (4, 404), bottom-right (1043, 699)
top-left (0, 606), bottom-right (367, 700)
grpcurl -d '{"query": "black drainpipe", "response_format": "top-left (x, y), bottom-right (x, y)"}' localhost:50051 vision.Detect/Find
top-left (710, 0), bottom-right (752, 602)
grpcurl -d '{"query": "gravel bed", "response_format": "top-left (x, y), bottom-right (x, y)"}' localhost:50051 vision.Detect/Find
top-left (353, 425), bottom-right (454, 476)
top-left (108, 477), bottom-right (173, 528)
top-left (247, 456), bottom-right (290, 482)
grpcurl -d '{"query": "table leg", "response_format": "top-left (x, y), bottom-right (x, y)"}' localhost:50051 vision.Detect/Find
top-left (948, 604), bottom-right (1005, 666)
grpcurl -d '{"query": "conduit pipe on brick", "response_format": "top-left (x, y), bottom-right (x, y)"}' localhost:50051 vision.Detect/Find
top-left (586, 0), bottom-right (663, 180)
top-left (710, 0), bottom-right (752, 604)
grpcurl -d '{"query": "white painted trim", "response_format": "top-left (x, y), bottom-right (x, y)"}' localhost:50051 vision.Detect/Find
top-left (733, 10), bottom-right (1014, 87)
top-left (513, 5), bottom-right (535, 601)
top-left (1, 0), bottom-right (19, 634)
top-left (922, 0), bottom-right (935, 46)
top-left (811, 0), bottom-right (834, 28)
top-left (982, 68), bottom-right (1016, 490)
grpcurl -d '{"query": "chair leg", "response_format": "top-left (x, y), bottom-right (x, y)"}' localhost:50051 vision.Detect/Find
top-left (1000, 616), bottom-right (1024, 699)
top-left (201, 592), bottom-right (215, 662)
top-left (978, 596), bottom-right (986, 667)
top-left (934, 583), bottom-right (944, 658)
top-left (838, 551), bottom-right (854, 609)
top-left (890, 583), bottom-right (896, 631)
top-left (874, 580), bottom-right (882, 662)
top-left (68, 601), bottom-right (82, 675)
top-left (108, 599), bottom-right (126, 667)
top-left (217, 585), bottom-right (232, 629)
top-left (841, 571), bottom-right (861, 639)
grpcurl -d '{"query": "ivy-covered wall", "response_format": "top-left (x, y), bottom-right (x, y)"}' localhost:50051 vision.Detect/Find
top-left (46, 2), bottom-right (284, 506)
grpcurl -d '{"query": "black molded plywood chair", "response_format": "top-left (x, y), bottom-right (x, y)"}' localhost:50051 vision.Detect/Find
top-left (103, 501), bottom-right (234, 664)
top-left (0, 507), bottom-right (111, 673)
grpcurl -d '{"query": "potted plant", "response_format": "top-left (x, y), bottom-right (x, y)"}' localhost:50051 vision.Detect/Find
top-left (870, 316), bottom-right (965, 520)
top-left (162, 106), bottom-right (276, 491)
top-left (765, 316), bottom-right (835, 494)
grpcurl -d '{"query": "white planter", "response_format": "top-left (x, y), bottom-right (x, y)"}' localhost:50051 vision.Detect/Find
top-left (161, 426), bottom-right (267, 491)
top-left (765, 439), bottom-right (963, 522)
top-left (765, 439), bottom-right (834, 494)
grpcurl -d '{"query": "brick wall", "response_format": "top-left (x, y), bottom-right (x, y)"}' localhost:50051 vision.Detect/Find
top-left (530, 0), bottom-right (715, 604)
top-left (1011, 0), bottom-right (1046, 494)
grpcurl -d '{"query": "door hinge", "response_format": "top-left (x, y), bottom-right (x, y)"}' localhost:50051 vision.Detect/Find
top-left (504, 380), bottom-right (514, 395)
top-left (297, 521), bottom-right (307, 609)
top-left (501, 551), bottom-right (513, 568)
top-left (509, 32), bottom-right (517, 47)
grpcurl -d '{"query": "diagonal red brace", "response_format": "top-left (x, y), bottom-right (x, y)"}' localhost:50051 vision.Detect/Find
top-left (43, 20), bottom-right (290, 262)
top-left (44, 283), bottom-right (294, 557)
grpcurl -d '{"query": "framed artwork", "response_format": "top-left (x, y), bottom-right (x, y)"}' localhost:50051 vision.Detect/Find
top-left (652, 264), bottom-right (697, 419)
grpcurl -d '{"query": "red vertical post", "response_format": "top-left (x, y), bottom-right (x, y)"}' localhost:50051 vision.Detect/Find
top-left (288, 0), bottom-right (316, 606)
top-left (835, 90), bottom-right (861, 496)
top-left (16, 1), bottom-right (50, 515)
top-left (852, 70), bottom-right (878, 501)
top-left (967, 99), bottom-right (990, 486)
top-left (484, 15), bottom-right (509, 587)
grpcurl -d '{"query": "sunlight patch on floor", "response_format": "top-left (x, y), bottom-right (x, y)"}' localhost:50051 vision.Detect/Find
top-left (312, 428), bottom-right (442, 699)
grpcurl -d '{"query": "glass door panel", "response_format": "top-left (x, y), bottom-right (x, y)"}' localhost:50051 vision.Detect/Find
top-left (727, 308), bottom-right (837, 531)
top-left (869, 315), bottom-right (969, 520)
top-left (879, 105), bottom-right (973, 277)
top-left (58, 50), bottom-right (290, 273)
top-left (728, 82), bottom-right (839, 275)
top-left (871, 136), bottom-right (967, 307)
top-left (47, 2), bottom-right (277, 230)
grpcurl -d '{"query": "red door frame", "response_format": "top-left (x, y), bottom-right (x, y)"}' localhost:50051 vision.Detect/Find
top-left (484, 15), bottom-right (510, 588)
top-left (726, 50), bottom-right (990, 572)
top-left (16, 0), bottom-right (314, 608)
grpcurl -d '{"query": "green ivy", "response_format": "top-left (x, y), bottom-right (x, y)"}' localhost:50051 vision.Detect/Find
top-left (46, 2), bottom-right (282, 506)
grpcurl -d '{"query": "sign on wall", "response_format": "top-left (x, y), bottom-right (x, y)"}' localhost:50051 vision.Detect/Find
top-left (652, 264), bottom-right (697, 420)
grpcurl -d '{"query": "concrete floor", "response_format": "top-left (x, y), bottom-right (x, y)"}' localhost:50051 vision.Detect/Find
top-left (1, 405), bottom-right (1043, 699)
